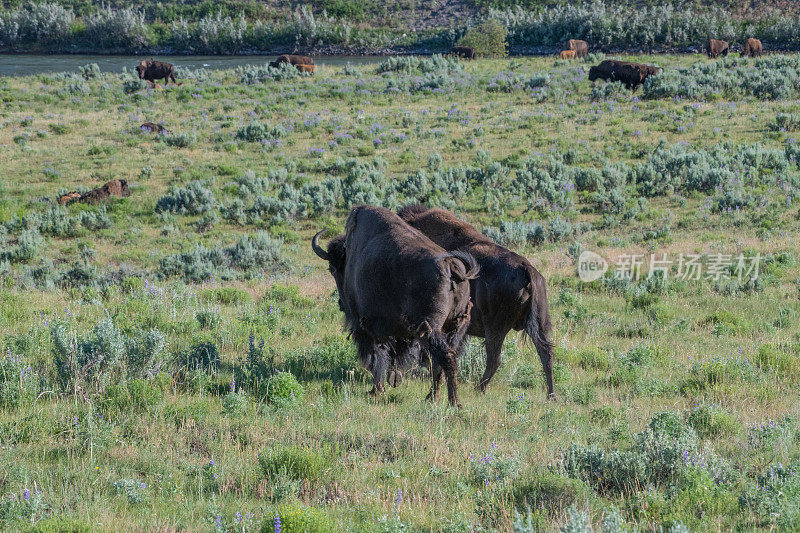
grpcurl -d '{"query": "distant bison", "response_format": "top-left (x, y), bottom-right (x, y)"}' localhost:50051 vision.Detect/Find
top-left (140, 122), bottom-right (166, 134)
top-left (269, 55), bottom-right (315, 72)
top-left (57, 192), bottom-right (81, 206)
top-left (707, 39), bottom-right (729, 58)
top-left (296, 64), bottom-right (316, 74)
top-left (59, 179), bottom-right (131, 206)
top-left (135, 60), bottom-right (178, 86)
top-left (560, 50), bottom-right (576, 60)
top-left (588, 59), bottom-right (660, 91)
top-left (744, 38), bottom-right (762, 57)
top-left (568, 39), bottom-right (589, 58)
top-left (451, 46), bottom-right (476, 59)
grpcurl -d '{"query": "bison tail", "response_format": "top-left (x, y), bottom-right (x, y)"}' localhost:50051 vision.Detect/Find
top-left (523, 266), bottom-right (556, 399)
top-left (447, 251), bottom-right (479, 281)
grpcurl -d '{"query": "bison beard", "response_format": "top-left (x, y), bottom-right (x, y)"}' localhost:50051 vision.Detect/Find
top-left (398, 205), bottom-right (556, 400)
top-left (315, 205), bottom-right (478, 406)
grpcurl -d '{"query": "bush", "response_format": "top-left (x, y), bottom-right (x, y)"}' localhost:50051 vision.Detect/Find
top-left (457, 18), bottom-right (508, 58)
top-left (264, 505), bottom-right (334, 533)
top-left (264, 371), bottom-right (304, 406)
top-left (1, 2), bottom-right (74, 47)
top-left (155, 181), bottom-right (216, 215)
top-left (513, 473), bottom-right (590, 517)
top-left (258, 445), bottom-right (326, 481)
top-left (236, 121), bottom-right (286, 143)
top-left (84, 6), bottom-right (148, 51)
top-left (687, 404), bottom-right (741, 438)
top-left (162, 131), bottom-right (197, 148)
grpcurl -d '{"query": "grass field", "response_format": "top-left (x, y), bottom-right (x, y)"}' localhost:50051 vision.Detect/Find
top-left (0, 53), bottom-right (799, 532)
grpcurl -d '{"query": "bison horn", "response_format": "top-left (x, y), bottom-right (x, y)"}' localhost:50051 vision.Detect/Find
top-left (311, 230), bottom-right (329, 260)
top-left (448, 250), bottom-right (480, 281)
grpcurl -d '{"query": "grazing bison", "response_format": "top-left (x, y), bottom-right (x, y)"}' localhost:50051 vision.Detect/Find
top-left (322, 205), bottom-right (478, 406)
top-left (568, 39), bottom-right (589, 58)
top-left (588, 59), bottom-right (660, 91)
top-left (560, 50), bottom-right (576, 60)
top-left (296, 64), bottom-right (316, 74)
top-left (744, 38), bottom-right (762, 57)
top-left (707, 39), bottom-right (729, 58)
top-left (140, 122), bottom-right (166, 134)
top-left (451, 46), bottom-right (476, 60)
top-left (269, 55), bottom-right (315, 71)
top-left (398, 205), bottom-right (556, 399)
top-left (312, 232), bottom-right (422, 388)
top-left (135, 60), bottom-right (178, 86)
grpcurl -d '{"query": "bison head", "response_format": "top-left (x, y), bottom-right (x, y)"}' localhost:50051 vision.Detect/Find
top-left (588, 66), bottom-right (599, 81)
top-left (312, 231), bottom-right (347, 308)
top-left (135, 60), bottom-right (148, 79)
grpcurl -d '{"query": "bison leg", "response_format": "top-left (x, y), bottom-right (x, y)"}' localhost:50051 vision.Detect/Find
top-left (477, 328), bottom-right (509, 393)
top-left (425, 333), bottom-right (460, 407)
top-left (425, 363), bottom-right (444, 402)
top-left (354, 332), bottom-right (388, 396)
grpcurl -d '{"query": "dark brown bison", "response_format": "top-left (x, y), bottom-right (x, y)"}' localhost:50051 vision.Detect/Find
top-left (707, 39), bottom-right (729, 58)
top-left (315, 205), bottom-right (478, 406)
top-left (744, 38), bottom-right (762, 57)
top-left (140, 122), bottom-right (166, 134)
top-left (135, 60), bottom-right (178, 86)
top-left (588, 60), bottom-right (660, 91)
top-left (312, 232), bottom-right (420, 389)
top-left (269, 55), bottom-right (315, 71)
top-left (57, 179), bottom-right (130, 206)
top-left (451, 46), bottom-right (476, 59)
top-left (568, 39), bottom-right (589, 58)
top-left (398, 205), bottom-right (555, 399)
top-left (78, 179), bottom-right (130, 203)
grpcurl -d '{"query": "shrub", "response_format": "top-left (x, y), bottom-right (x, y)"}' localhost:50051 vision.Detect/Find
top-left (264, 371), bottom-right (304, 406)
top-left (469, 444), bottom-right (520, 485)
top-left (687, 404), bottom-right (741, 438)
top-left (51, 319), bottom-right (127, 392)
top-left (182, 341), bottom-right (220, 372)
top-left (258, 445), bottom-right (325, 481)
top-left (84, 6), bottom-right (148, 51)
top-left (236, 121), bottom-right (286, 143)
top-left (457, 19), bottom-right (508, 58)
top-left (265, 505), bottom-right (334, 533)
top-left (513, 473), bottom-right (590, 517)
top-left (155, 181), bottom-right (216, 215)
top-left (112, 478), bottom-right (149, 505)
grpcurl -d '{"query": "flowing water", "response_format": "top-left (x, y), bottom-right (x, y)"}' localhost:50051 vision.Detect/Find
top-left (0, 54), bottom-right (387, 77)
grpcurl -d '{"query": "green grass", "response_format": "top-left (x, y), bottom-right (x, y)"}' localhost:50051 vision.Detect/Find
top-left (0, 55), bottom-right (799, 531)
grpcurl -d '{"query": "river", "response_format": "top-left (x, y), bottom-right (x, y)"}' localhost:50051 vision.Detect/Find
top-left (0, 54), bottom-right (387, 77)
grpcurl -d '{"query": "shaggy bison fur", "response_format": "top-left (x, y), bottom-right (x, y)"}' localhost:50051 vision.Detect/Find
top-left (398, 205), bottom-right (556, 399)
top-left (707, 39), bottom-right (729, 58)
top-left (315, 205), bottom-right (479, 406)
top-left (450, 46), bottom-right (476, 59)
top-left (59, 179), bottom-right (130, 206)
top-left (568, 39), bottom-right (589, 57)
top-left (135, 60), bottom-right (178, 86)
top-left (588, 59), bottom-right (660, 91)
top-left (744, 38), bottom-right (763, 57)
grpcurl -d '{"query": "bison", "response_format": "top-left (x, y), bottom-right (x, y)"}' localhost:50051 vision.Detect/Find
top-left (269, 55), bottom-right (315, 72)
top-left (707, 39), bottom-right (729, 59)
top-left (140, 122), bottom-right (167, 134)
top-left (315, 205), bottom-right (478, 406)
top-left (135, 60), bottom-right (178, 86)
top-left (560, 50), bottom-right (576, 60)
top-left (57, 179), bottom-right (130, 206)
top-left (312, 232), bottom-right (422, 389)
top-left (451, 46), bottom-right (476, 60)
top-left (588, 60), bottom-right (660, 91)
top-left (398, 205), bottom-right (555, 399)
top-left (744, 38), bottom-right (762, 58)
top-left (568, 39), bottom-right (589, 58)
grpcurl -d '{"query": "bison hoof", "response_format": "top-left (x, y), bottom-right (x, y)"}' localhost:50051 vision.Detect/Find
top-left (388, 370), bottom-right (403, 388)
top-left (547, 392), bottom-right (557, 401)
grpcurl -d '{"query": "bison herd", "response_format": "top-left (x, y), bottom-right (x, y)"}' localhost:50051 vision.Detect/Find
top-left (312, 205), bottom-right (555, 407)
